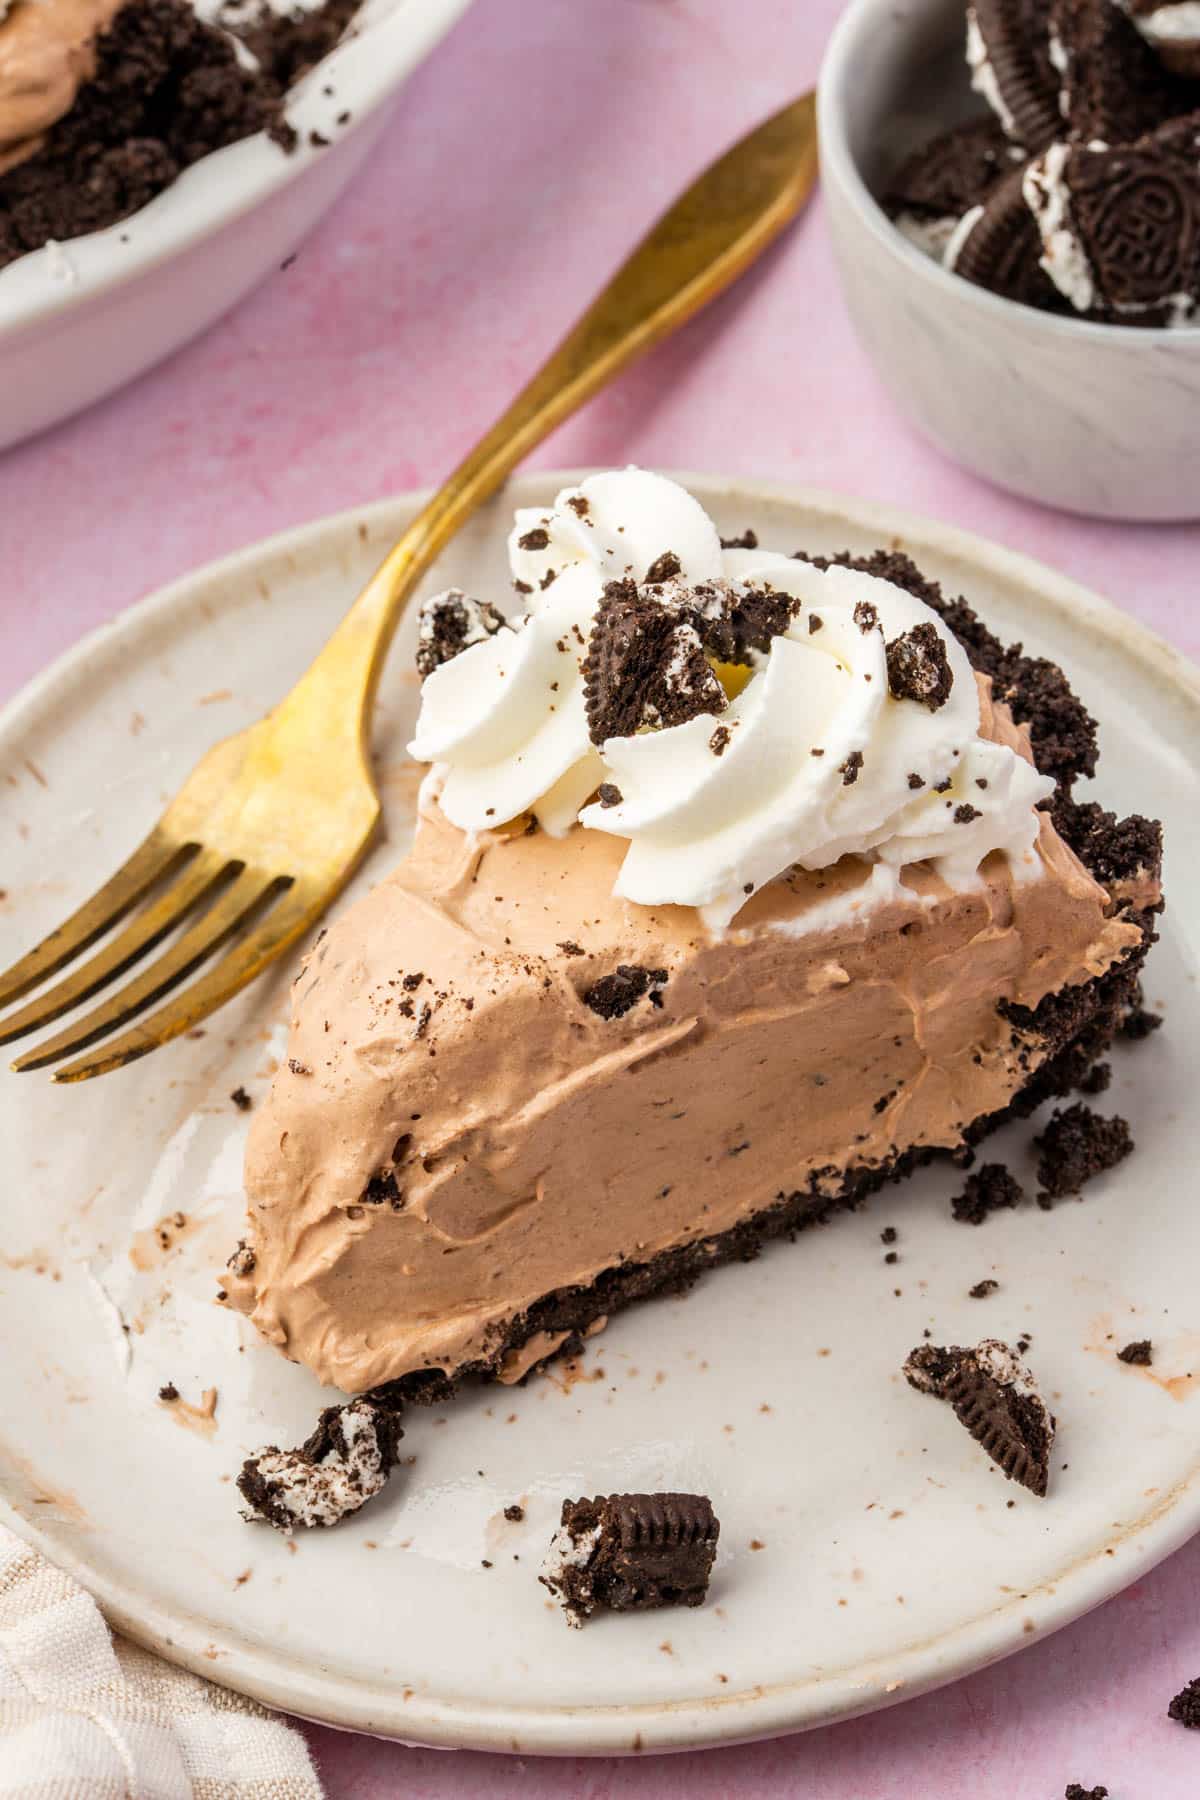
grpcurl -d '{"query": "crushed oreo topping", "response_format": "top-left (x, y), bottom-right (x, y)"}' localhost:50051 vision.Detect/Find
top-left (582, 581), bottom-right (727, 745)
top-left (584, 964), bottom-right (668, 1020)
top-left (907, 772), bottom-right (926, 790)
top-left (719, 528), bottom-right (758, 549)
top-left (904, 1338), bottom-right (1055, 1497)
top-left (416, 588), bottom-right (507, 678)
top-left (517, 527), bottom-right (550, 551)
top-left (853, 599), bottom-right (880, 634)
top-left (691, 581), bottom-right (799, 665)
top-left (1117, 1338), bottom-right (1153, 1366)
top-left (645, 551), bottom-right (682, 585)
top-left (955, 803), bottom-right (983, 824)
top-left (230, 1086), bottom-right (252, 1111)
top-left (710, 725), bottom-right (732, 756)
top-left (238, 1397), bottom-right (404, 1532)
top-left (596, 784), bottom-right (623, 808)
top-left (839, 750), bottom-right (864, 786)
top-left (969, 1279), bottom-right (1000, 1299)
top-left (952, 1163), bottom-right (1024, 1225)
top-left (540, 1492), bottom-right (719, 1627)
top-left (885, 622), bottom-right (954, 711)
top-left (1035, 1103), bottom-right (1134, 1201)
top-left (226, 1240), bottom-right (256, 1278)
top-left (1064, 1787), bottom-right (1109, 1800)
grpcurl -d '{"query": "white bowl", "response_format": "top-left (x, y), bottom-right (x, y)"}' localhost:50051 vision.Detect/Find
top-left (0, 0), bottom-right (474, 451)
top-left (818, 0), bottom-right (1200, 521)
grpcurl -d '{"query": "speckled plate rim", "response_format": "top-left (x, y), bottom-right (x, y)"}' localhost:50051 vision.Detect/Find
top-left (2, 472), bottom-right (1199, 1756)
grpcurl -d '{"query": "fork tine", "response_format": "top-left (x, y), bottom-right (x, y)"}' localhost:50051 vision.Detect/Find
top-left (0, 831), bottom-right (197, 1012)
top-left (10, 867), bottom-right (293, 1074)
top-left (0, 850), bottom-right (239, 1046)
top-left (45, 887), bottom-right (322, 1083)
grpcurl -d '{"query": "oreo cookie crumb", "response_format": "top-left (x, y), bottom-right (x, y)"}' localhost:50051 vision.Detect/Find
top-left (954, 803), bottom-right (983, 824)
top-left (584, 965), bottom-right (668, 1021)
top-left (518, 527), bottom-right (549, 551)
top-left (881, 1226), bottom-right (898, 1245)
top-left (238, 1397), bottom-right (404, 1532)
top-left (710, 725), bottom-right (732, 757)
top-left (719, 529), bottom-right (758, 549)
top-left (1117, 1339), bottom-right (1152, 1366)
top-left (969, 1279), bottom-right (1000, 1299)
top-left (1035, 1103), bottom-right (1134, 1200)
top-left (540, 1492), bottom-right (719, 1627)
top-left (839, 750), bottom-right (864, 786)
top-left (583, 581), bottom-right (726, 744)
top-left (504, 1503), bottom-right (525, 1522)
top-left (1169, 1676), bottom-right (1200, 1728)
top-left (904, 1338), bottom-right (1055, 1496)
top-left (1078, 1061), bottom-right (1112, 1095)
top-left (907, 772), bottom-right (926, 790)
top-left (416, 588), bottom-right (507, 678)
top-left (557, 940), bottom-right (585, 957)
top-left (886, 623), bottom-right (954, 710)
top-left (158, 1382), bottom-right (179, 1402)
top-left (230, 1086), bottom-right (253, 1111)
top-left (645, 552), bottom-right (682, 585)
top-left (853, 600), bottom-right (880, 634)
top-left (952, 1163), bottom-right (1024, 1226)
top-left (597, 784), bottom-right (623, 808)
top-left (1064, 1787), bottom-right (1109, 1800)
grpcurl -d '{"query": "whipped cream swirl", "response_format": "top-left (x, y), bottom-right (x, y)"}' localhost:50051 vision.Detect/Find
top-left (409, 470), bottom-right (1055, 927)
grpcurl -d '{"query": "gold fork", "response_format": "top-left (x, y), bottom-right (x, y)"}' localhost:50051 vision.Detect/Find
top-left (0, 94), bottom-right (817, 1082)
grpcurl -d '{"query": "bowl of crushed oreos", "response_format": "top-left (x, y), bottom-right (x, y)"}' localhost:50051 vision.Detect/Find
top-left (0, 0), bottom-right (474, 449)
top-left (818, 0), bottom-right (1200, 521)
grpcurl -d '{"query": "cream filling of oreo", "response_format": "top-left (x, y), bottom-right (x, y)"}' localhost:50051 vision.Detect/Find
top-left (895, 210), bottom-right (962, 262)
top-left (1130, 2), bottom-right (1200, 43)
top-left (1023, 143), bottom-right (1096, 313)
top-left (943, 203), bottom-right (986, 273)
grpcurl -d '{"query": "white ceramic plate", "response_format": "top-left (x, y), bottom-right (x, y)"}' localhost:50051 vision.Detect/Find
top-left (1, 475), bottom-right (1196, 1756)
top-left (0, 0), bottom-right (474, 451)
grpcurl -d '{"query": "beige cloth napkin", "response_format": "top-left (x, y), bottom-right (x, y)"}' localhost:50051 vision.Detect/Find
top-left (0, 1522), bottom-right (323, 1799)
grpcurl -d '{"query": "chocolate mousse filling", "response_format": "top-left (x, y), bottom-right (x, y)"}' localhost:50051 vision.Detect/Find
top-left (229, 549), bottom-right (1163, 1412)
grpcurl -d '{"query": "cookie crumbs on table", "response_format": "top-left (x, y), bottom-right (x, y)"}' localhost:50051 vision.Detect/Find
top-left (1169, 1675), bottom-right (1200, 1727)
top-left (1117, 1339), bottom-right (1153, 1366)
top-left (951, 1162), bottom-right (1023, 1225)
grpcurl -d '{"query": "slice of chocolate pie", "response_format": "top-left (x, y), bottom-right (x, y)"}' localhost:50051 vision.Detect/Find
top-left (225, 471), bottom-right (1163, 1398)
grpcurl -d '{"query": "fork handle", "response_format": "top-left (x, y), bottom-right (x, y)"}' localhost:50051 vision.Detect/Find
top-left (285, 93), bottom-right (816, 730)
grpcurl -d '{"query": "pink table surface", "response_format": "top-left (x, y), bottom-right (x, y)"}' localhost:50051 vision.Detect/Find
top-left (3, 0), bottom-right (1199, 1793)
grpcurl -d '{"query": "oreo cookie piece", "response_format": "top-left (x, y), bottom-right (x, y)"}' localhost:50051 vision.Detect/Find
top-left (948, 166), bottom-right (1067, 309)
top-left (1124, 0), bottom-right (1200, 78)
top-left (415, 587), bottom-right (508, 678)
top-left (238, 1396), bottom-right (404, 1531)
top-left (885, 622), bottom-right (954, 710)
top-left (1050, 0), bottom-right (1192, 145)
top-left (886, 116), bottom-right (1022, 261)
top-left (968, 0), bottom-right (1063, 148)
top-left (540, 1492), bottom-right (720, 1627)
top-left (583, 964), bottom-right (668, 1020)
top-left (904, 1338), bottom-right (1056, 1496)
top-left (690, 579), bottom-right (798, 665)
top-left (582, 579), bottom-right (727, 745)
top-left (1025, 129), bottom-right (1200, 323)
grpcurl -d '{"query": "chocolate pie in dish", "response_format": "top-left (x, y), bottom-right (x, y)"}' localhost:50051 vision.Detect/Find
top-left (225, 469), bottom-right (1162, 1412)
